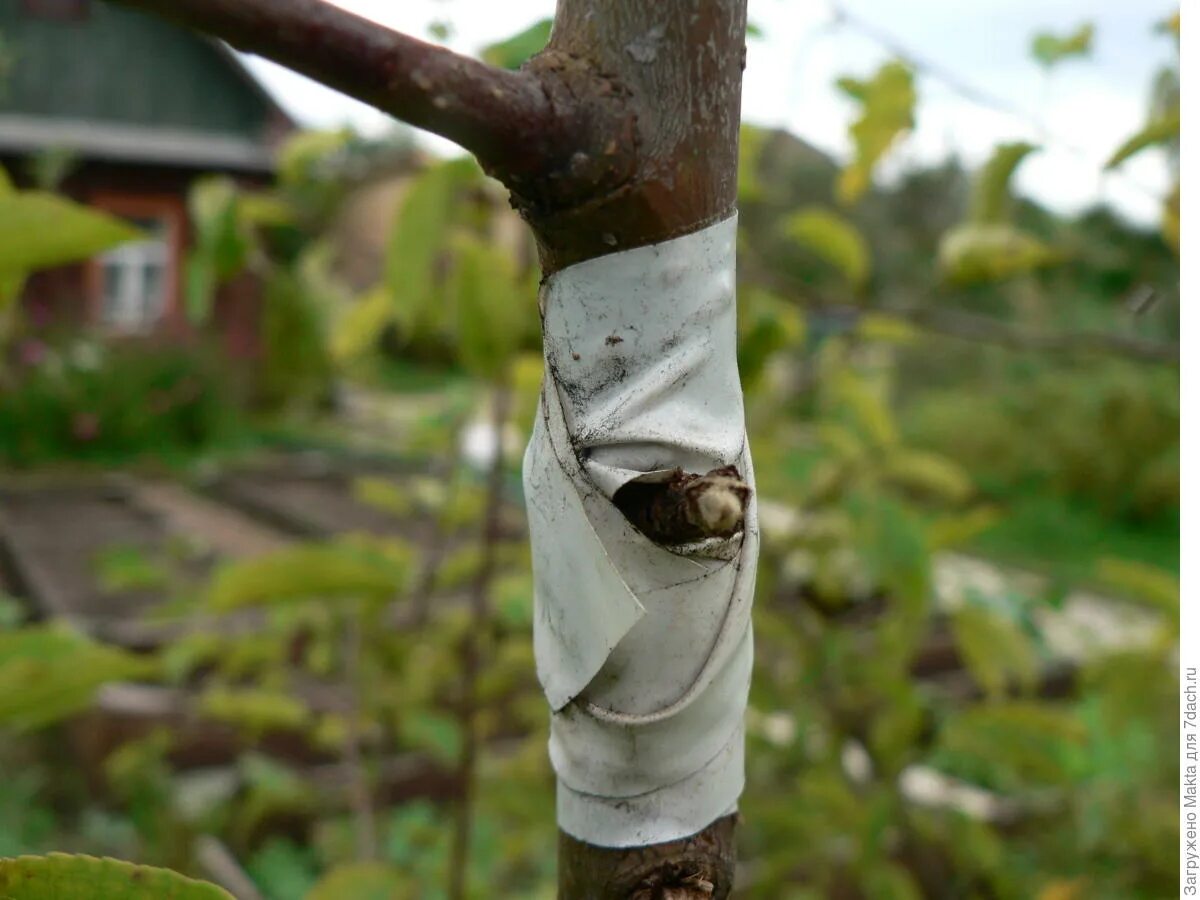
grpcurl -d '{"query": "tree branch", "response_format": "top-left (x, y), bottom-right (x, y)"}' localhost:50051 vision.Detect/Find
top-left (104, 0), bottom-right (557, 175)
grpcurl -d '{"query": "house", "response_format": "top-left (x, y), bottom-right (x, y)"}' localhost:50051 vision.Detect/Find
top-left (0, 0), bottom-right (295, 356)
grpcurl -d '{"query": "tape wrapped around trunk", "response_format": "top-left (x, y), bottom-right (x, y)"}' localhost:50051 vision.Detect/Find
top-left (522, 215), bottom-right (758, 847)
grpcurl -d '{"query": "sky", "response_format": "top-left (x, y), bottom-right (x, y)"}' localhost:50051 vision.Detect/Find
top-left (240, 0), bottom-right (1177, 226)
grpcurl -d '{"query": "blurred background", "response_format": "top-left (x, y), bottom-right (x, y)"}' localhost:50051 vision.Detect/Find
top-left (0, 1), bottom-right (1180, 898)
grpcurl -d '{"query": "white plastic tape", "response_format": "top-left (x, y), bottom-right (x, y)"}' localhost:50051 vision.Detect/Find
top-left (523, 215), bottom-right (758, 847)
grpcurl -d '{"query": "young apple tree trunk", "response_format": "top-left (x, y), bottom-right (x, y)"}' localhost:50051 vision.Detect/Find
top-left (107, 0), bottom-right (752, 895)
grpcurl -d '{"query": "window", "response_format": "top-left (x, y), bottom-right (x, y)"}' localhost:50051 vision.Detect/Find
top-left (97, 218), bottom-right (170, 333)
top-left (21, 0), bottom-right (89, 20)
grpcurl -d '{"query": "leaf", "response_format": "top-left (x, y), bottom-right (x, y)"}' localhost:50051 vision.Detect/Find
top-left (882, 449), bottom-right (974, 504)
top-left (938, 223), bottom-right (1059, 285)
top-left (738, 124), bottom-right (770, 203)
top-left (0, 192), bottom-right (141, 273)
top-left (971, 142), bottom-right (1038, 224)
top-left (449, 234), bottom-right (525, 380)
top-left (0, 624), bottom-right (155, 730)
top-left (403, 709), bottom-right (463, 765)
top-left (306, 864), bottom-right (412, 900)
top-left (836, 61), bottom-right (916, 204)
top-left (783, 206), bottom-right (872, 290)
top-left (386, 157), bottom-right (479, 334)
top-left (276, 129), bottom-right (354, 187)
top-left (331, 286), bottom-right (394, 366)
top-left (480, 19), bottom-right (553, 70)
top-left (1105, 112), bottom-right (1180, 169)
top-left (951, 605), bottom-right (1040, 700)
top-left (0, 853), bottom-right (233, 899)
top-left (926, 506), bottom-right (1001, 551)
top-left (1031, 22), bottom-right (1094, 68)
top-left (830, 370), bottom-right (898, 447)
top-left (199, 686), bottom-right (310, 735)
top-left (938, 701), bottom-right (1086, 785)
top-left (1095, 558), bottom-right (1178, 615)
top-left (206, 542), bottom-right (410, 611)
top-left (855, 313), bottom-right (919, 344)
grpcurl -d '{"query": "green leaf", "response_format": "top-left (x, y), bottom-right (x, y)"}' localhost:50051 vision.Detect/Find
top-left (938, 223), bottom-right (1059, 285)
top-left (0, 854), bottom-right (233, 899)
top-left (276, 129), bottom-right (354, 188)
top-left (386, 157), bottom-right (480, 335)
top-left (449, 234), bottom-right (525, 380)
top-left (737, 124), bottom-right (770, 204)
top-left (882, 449), bottom-right (974, 504)
top-left (199, 686), bottom-right (310, 735)
top-left (0, 192), bottom-right (141, 273)
top-left (306, 863), bottom-right (412, 900)
top-left (206, 541), bottom-right (411, 611)
top-left (331, 285), bottom-right (394, 367)
top-left (480, 18), bottom-right (552, 70)
top-left (0, 625), bottom-right (155, 730)
top-left (403, 709), bottom-right (463, 766)
top-left (1105, 112), bottom-right (1180, 169)
top-left (1095, 558), bottom-right (1179, 616)
top-left (783, 206), bottom-right (872, 290)
top-left (836, 61), bottom-right (916, 204)
top-left (971, 142), bottom-right (1038, 224)
top-left (1031, 22), bottom-right (1094, 68)
top-left (952, 605), bottom-right (1040, 700)
top-left (939, 702), bottom-right (1086, 785)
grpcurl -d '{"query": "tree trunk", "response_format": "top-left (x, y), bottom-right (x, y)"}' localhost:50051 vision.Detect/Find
top-left (105, 1), bottom-right (751, 895)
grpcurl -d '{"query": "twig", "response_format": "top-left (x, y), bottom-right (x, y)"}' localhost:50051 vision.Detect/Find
top-left (193, 835), bottom-right (266, 900)
top-left (104, 0), bottom-right (555, 173)
top-left (342, 612), bottom-right (377, 860)
top-left (448, 384), bottom-right (511, 900)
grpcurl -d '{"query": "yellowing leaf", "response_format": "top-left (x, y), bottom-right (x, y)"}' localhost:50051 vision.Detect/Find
top-left (883, 449), bottom-right (974, 504)
top-left (938, 223), bottom-right (1059, 285)
top-left (971, 142), bottom-right (1038, 224)
top-left (1106, 112), bottom-right (1180, 169)
top-left (0, 192), bottom-right (141, 273)
top-left (1031, 22), bottom-right (1094, 68)
top-left (784, 206), bottom-right (872, 290)
top-left (836, 61), bottom-right (916, 204)
top-left (738, 124), bottom-right (770, 203)
top-left (0, 854), bottom-right (233, 900)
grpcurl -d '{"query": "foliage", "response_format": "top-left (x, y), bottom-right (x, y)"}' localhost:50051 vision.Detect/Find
top-left (1030, 23), bottom-right (1094, 68)
top-left (0, 854), bottom-right (232, 899)
top-left (0, 170), bottom-right (140, 309)
top-left (0, 336), bottom-right (243, 465)
top-left (835, 61), bottom-right (916, 205)
top-left (0, 339), bottom-right (242, 466)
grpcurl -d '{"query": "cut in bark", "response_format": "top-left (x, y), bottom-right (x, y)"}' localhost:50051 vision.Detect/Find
top-left (104, 0), bottom-right (751, 894)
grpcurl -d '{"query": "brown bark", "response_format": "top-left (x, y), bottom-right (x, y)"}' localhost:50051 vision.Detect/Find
top-left (102, 0), bottom-right (750, 894)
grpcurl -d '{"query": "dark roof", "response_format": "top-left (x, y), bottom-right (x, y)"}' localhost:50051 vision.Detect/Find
top-left (0, 1), bottom-right (295, 172)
